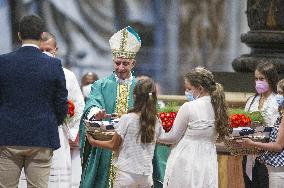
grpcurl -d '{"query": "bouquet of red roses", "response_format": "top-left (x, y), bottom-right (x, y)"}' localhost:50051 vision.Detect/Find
top-left (67, 100), bottom-right (75, 117)
top-left (228, 109), bottom-right (264, 129)
top-left (159, 112), bottom-right (177, 132)
top-left (158, 102), bottom-right (179, 133)
top-left (228, 113), bottom-right (251, 128)
top-left (64, 100), bottom-right (75, 125)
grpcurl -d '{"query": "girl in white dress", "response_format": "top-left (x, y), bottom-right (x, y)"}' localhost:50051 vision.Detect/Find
top-left (242, 62), bottom-right (279, 188)
top-left (87, 77), bottom-right (162, 188)
top-left (158, 67), bottom-right (229, 188)
top-left (237, 79), bottom-right (284, 188)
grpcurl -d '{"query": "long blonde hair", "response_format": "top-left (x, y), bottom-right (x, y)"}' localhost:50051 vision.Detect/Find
top-left (184, 67), bottom-right (229, 139)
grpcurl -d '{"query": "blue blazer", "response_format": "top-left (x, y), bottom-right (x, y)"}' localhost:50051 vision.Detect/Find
top-left (0, 46), bottom-right (68, 150)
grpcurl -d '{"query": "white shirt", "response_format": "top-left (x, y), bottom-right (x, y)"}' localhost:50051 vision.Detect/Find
top-left (244, 93), bottom-right (279, 180)
top-left (245, 93), bottom-right (279, 127)
top-left (63, 68), bottom-right (85, 142)
top-left (21, 44), bottom-right (40, 48)
top-left (114, 113), bottom-right (162, 175)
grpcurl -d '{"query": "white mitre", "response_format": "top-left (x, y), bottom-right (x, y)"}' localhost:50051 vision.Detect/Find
top-left (109, 26), bottom-right (141, 59)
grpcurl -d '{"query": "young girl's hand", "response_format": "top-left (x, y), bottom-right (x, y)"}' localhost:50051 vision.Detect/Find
top-left (236, 138), bottom-right (255, 148)
top-left (86, 133), bottom-right (97, 147)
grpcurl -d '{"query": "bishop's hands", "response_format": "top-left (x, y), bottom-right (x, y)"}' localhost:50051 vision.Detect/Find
top-left (87, 107), bottom-right (118, 121)
top-left (88, 109), bottom-right (109, 121)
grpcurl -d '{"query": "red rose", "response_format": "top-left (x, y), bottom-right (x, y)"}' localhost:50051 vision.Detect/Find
top-left (159, 112), bottom-right (177, 133)
top-left (228, 113), bottom-right (251, 128)
top-left (67, 100), bottom-right (75, 117)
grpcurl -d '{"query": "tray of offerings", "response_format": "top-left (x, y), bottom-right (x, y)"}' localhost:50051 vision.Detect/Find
top-left (84, 119), bottom-right (119, 141)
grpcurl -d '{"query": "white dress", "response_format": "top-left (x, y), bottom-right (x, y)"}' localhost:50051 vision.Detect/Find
top-left (19, 68), bottom-right (85, 188)
top-left (159, 96), bottom-right (218, 188)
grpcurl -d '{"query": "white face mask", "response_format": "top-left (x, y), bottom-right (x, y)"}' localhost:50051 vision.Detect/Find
top-left (43, 51), bottom-right (55, 57)
top-left (185, 90), bottom-right (195, 101)
top-left (276, 94), bottom-right (284, 107)
top-left (185, 89), bottom-right (200, 101)
top-left (82, 84), bottom-right (92, 98)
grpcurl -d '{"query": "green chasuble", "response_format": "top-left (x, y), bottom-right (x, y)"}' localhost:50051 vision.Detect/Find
top-left (153, 144), bottom-right (170, 188)
top-left (79, 73), bottom-right (169, 188)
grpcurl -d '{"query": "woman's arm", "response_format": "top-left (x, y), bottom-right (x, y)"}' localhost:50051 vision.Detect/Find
top-left (157, 103), bottom-right (190, 144)
top-left (87, 132), bottom-right (122, 151)
top-left (237, 118), bottom-right (284, 152)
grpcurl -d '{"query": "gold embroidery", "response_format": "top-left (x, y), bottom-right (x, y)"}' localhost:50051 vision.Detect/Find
top-left (115, 83), bottom-right (130, 117)
top-left (109, 83), bottom-right (130, 187)
top-left (119, 28), bottom-right (128, 51)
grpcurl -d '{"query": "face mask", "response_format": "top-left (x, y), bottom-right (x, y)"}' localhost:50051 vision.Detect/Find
top-left (185, 90), bottom-right (195, 101)
top-left (276, 94), bottom-right (284, 106)
top-left (255, 80), bottom-right (269, 94)
top-left (82, 84), bottom-right (92, 98)
top-left (43, 51), bottom-right (55, 57)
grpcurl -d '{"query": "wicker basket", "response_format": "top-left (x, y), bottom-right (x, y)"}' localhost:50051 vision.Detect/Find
top-left (86, 129), bottom-right (114, 141)
top-left (85, 120), bottom-right (115, 141)
top-left (224, 138), bottom-right (264, 155)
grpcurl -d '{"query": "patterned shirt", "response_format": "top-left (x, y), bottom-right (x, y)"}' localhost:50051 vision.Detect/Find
top-left (257, 116), bottom-right (284, 167)
top-left (114, 113), bottom-right (162, 175)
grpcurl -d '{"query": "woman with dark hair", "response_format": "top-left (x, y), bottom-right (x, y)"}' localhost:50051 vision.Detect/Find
top-left (238, 78), bottom-right (284, 188)
top-left (158, 67), bottom-right (229, 187)
top-left (242, 61), bottom-right (279, 188)
top-left (87, 77), bottom-right (162, 187)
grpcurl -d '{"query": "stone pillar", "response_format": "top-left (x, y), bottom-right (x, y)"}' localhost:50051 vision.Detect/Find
top-left (232, 0), bottom-right (284, 72)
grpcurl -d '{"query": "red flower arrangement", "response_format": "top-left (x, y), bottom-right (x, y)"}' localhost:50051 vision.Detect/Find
top-left (158, 102), bottom-right (179, 133)
top-left (227, 109), bottom-right (264, 128)
top-left (225, 109), bottom-right (266, 155)
top-left (228, 114), bottom-right (251, 128)
top-left (67, 100), bottom-right (75, 118)
top-left (159, 112), bottom-right (177, 132)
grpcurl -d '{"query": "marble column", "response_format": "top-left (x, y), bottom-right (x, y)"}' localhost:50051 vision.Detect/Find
top-left (232, 0), bottom-right (284, 72)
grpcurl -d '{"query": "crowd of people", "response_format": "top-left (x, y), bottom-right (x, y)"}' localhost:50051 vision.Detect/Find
top-left (1, 14), bottom-right (284, 188)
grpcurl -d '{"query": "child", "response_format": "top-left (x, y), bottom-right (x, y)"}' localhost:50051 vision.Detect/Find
top-left (238, 79), bottom-right (284, 188)
top-left (87, 77), bottom-right (162, 187)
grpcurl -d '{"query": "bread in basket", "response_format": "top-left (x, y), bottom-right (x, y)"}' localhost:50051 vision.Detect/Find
top-left (84, 120), bottom-right (118, 141)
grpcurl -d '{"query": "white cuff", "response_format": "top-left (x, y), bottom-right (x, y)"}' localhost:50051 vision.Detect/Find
top-left (86, 106), bottom-right (101, 120)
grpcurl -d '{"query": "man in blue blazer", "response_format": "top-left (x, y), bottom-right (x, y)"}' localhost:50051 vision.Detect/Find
top-left (0, 15), bottom-right (68, 188)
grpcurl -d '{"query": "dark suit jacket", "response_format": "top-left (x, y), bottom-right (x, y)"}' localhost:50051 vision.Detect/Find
top-left (0, 46), bottom-right (68, 150)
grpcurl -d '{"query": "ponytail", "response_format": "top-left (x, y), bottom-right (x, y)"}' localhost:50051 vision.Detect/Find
top-left (210, 83), bottom-right (229, 140)
top-left (128, 78), bottom-right (157, 143)
top-left (140, 93), bottom-right (157, 143)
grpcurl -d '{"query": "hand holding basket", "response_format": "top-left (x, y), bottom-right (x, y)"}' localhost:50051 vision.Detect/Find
top-left (84, 120), bottom-right (118, 141)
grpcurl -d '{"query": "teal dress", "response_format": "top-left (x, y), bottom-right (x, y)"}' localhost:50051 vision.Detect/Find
top-left (79, 73), bottom-right (169, 187)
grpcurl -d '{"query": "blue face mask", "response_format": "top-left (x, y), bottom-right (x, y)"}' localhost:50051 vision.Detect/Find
top-left (185, 90), bottom-right (195, 101)
top-left (276, 94), bottom-right (284, 106)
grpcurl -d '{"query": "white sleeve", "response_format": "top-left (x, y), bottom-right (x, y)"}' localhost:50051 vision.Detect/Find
top-left (115, 115), bottom-right (128, 140)
top-left (64, 71), bottom-right (85, 142)
top-left (157, 103), bottom-right (190, 144)
top-left (263, 98), bottom-right (279, 127)
top-left (155, 118), bottom-right (163, 139)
